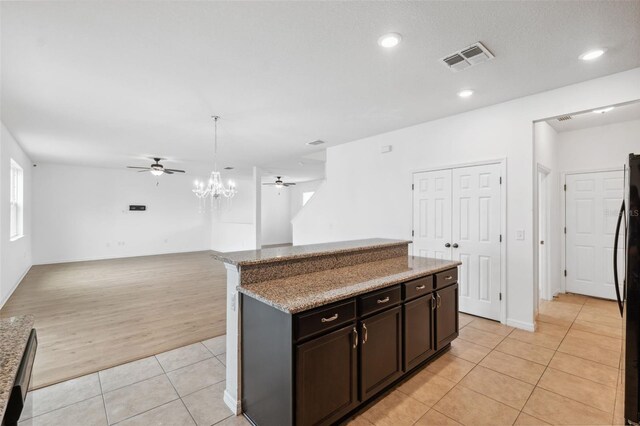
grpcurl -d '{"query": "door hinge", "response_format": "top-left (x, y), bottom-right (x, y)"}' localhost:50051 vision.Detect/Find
top-left (499, 234), bottom-right (502, 242)
top-left (411, 230), bottom-right (414, 237)
top-left (411, 183), bottom-right (414, 190)
top-left (564, 184), bottom-right (567, 191)
top-left (499, 176), bottom-right (502, 185)
top-left (564, 227), bottom-right (566, 234)
top-left (564, 270), bottom-right (567, 277)
top-left (499, 292), bottom-right (502, 301)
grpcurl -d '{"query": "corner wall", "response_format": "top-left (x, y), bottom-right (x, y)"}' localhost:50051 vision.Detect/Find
top-left (0, 123), bottom-right (33, 307)
top-left (293, 67), bottom-right (640, 330)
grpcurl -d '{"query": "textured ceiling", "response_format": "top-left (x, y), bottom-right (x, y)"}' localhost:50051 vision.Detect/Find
top-left (547, 100), bottom-right (640, 133)
top-left (2, 1), bottom-right (639, 179)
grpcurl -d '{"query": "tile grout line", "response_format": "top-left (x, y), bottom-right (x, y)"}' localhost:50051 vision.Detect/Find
top-left (97, 372), bottom-right (110, 425)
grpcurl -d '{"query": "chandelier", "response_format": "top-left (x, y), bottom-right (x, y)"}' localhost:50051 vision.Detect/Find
top-left (193, 116), bottom-right (237, 202)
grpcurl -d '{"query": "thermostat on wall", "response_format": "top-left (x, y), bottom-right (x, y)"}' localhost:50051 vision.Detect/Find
top-left (129, 205), bottom-right (146, 211)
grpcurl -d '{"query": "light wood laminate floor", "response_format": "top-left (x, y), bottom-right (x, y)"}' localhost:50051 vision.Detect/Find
top-left (0, 251), bottom-right (227, 390)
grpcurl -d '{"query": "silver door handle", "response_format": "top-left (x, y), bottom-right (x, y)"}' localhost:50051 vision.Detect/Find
top-left (352, 327), bottom-right (358, 348)
top-left (445, 243), bottom-right (451, 248)
top-left (540, 240), bottom-right (545, 245)
top-left (377, 297), bottom-right (390, 304)
top-left (321, 313), bottom-right (338, 323)
top-left (416, 285), bottom-right (426, 290)
top-left (436, 293), bottom-right (442, 308)
top-left (362, 323), bottom-right (368, 344)
top-left (444, 275), bottom-right (453, 280)
top-left (431, 295), bottom-right (436, 310)
top-left (452, 243), bottom-right (459, 248)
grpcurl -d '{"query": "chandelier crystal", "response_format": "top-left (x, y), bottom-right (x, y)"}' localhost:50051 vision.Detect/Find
top-left (193, 116), bottom-right (237, 202)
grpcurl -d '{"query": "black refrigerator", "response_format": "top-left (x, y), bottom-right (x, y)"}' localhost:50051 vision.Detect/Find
top-left (616, 153), bottom-right (640, 425)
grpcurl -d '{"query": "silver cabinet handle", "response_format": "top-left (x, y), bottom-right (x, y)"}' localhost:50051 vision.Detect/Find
top-left (352, 327), bottom-right (358, 348)
top-left (416, 285), bottom-right (426, 290)
top-left (321, 313), bottom-right (338, 323)
top-left (444, 275), bottom-right (453, 280)
top-left (436, 293), bottom-right (442, 308)
top-left (431, 295), bottom-right (436, 310)
top-left (377, 297), bottom-right (390, 304)
top-left (362, 323), bottom-right (368, 344)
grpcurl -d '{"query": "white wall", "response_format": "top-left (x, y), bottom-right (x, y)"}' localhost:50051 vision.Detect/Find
top-left (261, 185), bottom-right (292, 246)
top-left (558, 118), bottom-right (640, 172)
top-left (33, 163), bottom-right (212, 264)
top-left (293, 67), bottom-right (640, 330)
top-left (0, 123), bottom-right (33, 307)
top-left (534, 122), bottom-right (562, 299)
top-left (210, 172), bottom-right (260, 252)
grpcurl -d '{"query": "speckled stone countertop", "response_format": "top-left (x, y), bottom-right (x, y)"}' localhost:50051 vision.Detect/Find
top-left (238, 256), bottom-right (460, 313)
top-left (212, 238), bottom-right (409, 266)
top-left (0, 315), bottom-right (34, 421)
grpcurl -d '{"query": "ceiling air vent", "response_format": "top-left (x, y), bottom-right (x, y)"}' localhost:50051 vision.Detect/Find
top-left (441, 42), bottom-right (494, 72)
top-left (557, 115), bottom-right (572, 122)
top-left (307, 139), bottom-right (325, 146)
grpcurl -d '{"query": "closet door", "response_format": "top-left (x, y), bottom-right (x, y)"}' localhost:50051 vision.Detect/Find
top-left (451, 164), bottom-right (502, 321)
top-left (413, 170), bottom-right (453, 260)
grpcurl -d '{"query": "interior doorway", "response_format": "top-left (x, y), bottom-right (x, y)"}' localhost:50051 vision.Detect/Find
top-left (537, 165), bottom-right (551, 303)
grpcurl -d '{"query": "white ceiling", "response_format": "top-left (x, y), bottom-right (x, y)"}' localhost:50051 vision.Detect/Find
top-left (2, 1), bottom-right (640, 179)
top-left (547, 100), bottom-right (640, 133)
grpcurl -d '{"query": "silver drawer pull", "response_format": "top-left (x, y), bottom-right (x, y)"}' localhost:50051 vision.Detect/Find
top-left (444, 275), bottom-right (453, 280)
top-left (377, 296), bottom-right (390, 304)
top-left (416, 285), bottom-right (426, 290)
top-left (321, 313), bottom-right (339, 323)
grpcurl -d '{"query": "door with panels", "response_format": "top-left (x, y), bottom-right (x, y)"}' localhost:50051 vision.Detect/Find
top-left (413, 163), bottom-right (502, 320)
top-left (565, 170), bottom-right (624, 299)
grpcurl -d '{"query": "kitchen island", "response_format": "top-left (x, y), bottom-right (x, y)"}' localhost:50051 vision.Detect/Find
top-left (213, 239), bottom-right (460, 425)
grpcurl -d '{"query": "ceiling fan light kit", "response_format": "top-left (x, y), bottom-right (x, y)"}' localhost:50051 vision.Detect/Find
top-left (192, 116), bottom-right (237, 204)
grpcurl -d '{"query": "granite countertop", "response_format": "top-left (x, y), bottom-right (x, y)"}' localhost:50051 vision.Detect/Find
top-left (212, 238), bottom-right (410, 266)
top-left (238, 256), bottom-right (461, 313)
top-left (0, 315), bottom-right (34, 421)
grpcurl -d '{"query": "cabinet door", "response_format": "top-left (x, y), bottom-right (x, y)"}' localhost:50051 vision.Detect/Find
top-left (296, 324), bottom-right (358, 426)
top-left (436, 283), bottom-right (459, 349)
top-left (360, 306), bottom-right (403, 401)
top-left (403, 295), bottom-right (435, 371)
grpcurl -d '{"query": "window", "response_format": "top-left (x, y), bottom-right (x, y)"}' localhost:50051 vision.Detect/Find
top-left (9, 159), bottom-right (24, 241)
top-left (302, 191), bottom-right (315, 206)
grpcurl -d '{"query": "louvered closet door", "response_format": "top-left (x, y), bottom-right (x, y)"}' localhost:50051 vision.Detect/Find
top-left (565, 171), bottom-right (624, 299)
top-left (412, 170), bottom-right (452, 260)
top-left (452, 164), bottom-right (502, 321)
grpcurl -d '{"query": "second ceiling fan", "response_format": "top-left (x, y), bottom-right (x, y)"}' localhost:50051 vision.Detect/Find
top-left (263, 176), bottom-right (296, 188)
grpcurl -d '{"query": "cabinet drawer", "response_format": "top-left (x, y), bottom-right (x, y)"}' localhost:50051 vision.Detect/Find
top-left (358, 285), bottom-right (401, 317)
top-left (435, 268), bottom-right (458, 289)
top-left (295, 300), bottom-right (356, 341)
top-left (403, 276), bottom-right (434, 301)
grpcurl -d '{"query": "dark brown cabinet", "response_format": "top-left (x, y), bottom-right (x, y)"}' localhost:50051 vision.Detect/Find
top-left (295, 325), bottom-right (358, 426)
top-left (242, 267), bottom-right (459, 426)
top-left (403, 294), bottom-right (435, 371)
top-left (359, 306), bottom-right (403, 400)
top-left (435, 283), bottom-right (459, 349)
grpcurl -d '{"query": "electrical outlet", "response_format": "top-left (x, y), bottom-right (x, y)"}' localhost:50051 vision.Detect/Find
top-left (516, 230), bottom-right (525, 240)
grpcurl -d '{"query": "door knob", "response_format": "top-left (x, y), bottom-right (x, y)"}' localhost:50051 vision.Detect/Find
top-left (452, 243), bottom-right (459, 248)
top-left (445, 243), bottom-right (451, 248)
top-left (540, 241), bottom-right (545, 245)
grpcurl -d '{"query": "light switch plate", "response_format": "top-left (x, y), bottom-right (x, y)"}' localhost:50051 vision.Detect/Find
top-left (516, 230), bottom-right (525, 240)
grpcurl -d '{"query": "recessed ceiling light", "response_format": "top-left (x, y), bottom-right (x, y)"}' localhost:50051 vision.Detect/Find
top-left (378, 33), bottom-right (402, 48)
top-left (579, 49), bottom-right (605, 61)
top-left (457, 89), bottom-right (474, 98)
top-left (592, 106), bottom-right (614, 114)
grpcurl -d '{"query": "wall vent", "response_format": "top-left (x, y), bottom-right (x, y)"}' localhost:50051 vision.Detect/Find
top-left (307, 139), bottom-right (325, 146)
top-left (441, 42), bottom-right (494, 72)
top-left (557, 115), bottom-right (573, 122)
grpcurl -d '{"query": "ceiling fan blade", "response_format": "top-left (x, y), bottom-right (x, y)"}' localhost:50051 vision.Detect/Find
top-left (127, 166), bottom-right (151, 170)
top-left (262, 183), bottom-right (277, 185)
top-left (284, 183), bottom-right (296, 186)
top-left (137, 170), bottom-right (149, 173)
top-left (164, 169), bottom-right (185, 173)
top-left (164, 170), bottom-right (174, 174)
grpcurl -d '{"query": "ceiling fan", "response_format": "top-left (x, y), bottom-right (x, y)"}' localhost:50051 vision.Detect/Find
top-left (127, 158), bottom-right (185, 176)
top-left (263, 176), bottom-right (296, 188)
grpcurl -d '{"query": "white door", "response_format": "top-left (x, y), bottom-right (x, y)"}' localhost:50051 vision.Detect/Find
top-left (452, 164), bottom-right (502, 320)
top-left (538, 169), bottom-right (550, 301)
top-left (412, 170), bottom-right (452, 260)
top-left (566, 170), bottom-right (624, 299)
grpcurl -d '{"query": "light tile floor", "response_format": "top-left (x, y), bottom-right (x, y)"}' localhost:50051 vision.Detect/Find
top-left (19, 335), bottom-right (247, 426)
top-left (18, 294), bottom-right (624, 426)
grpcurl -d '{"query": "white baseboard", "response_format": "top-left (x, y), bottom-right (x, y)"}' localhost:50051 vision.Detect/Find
top-left (0, 264), bottom-right (32, 310)
top-left (506, 318), bottom-right (536, 332)
top-left (224, 389), bottom-right (241, 415)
